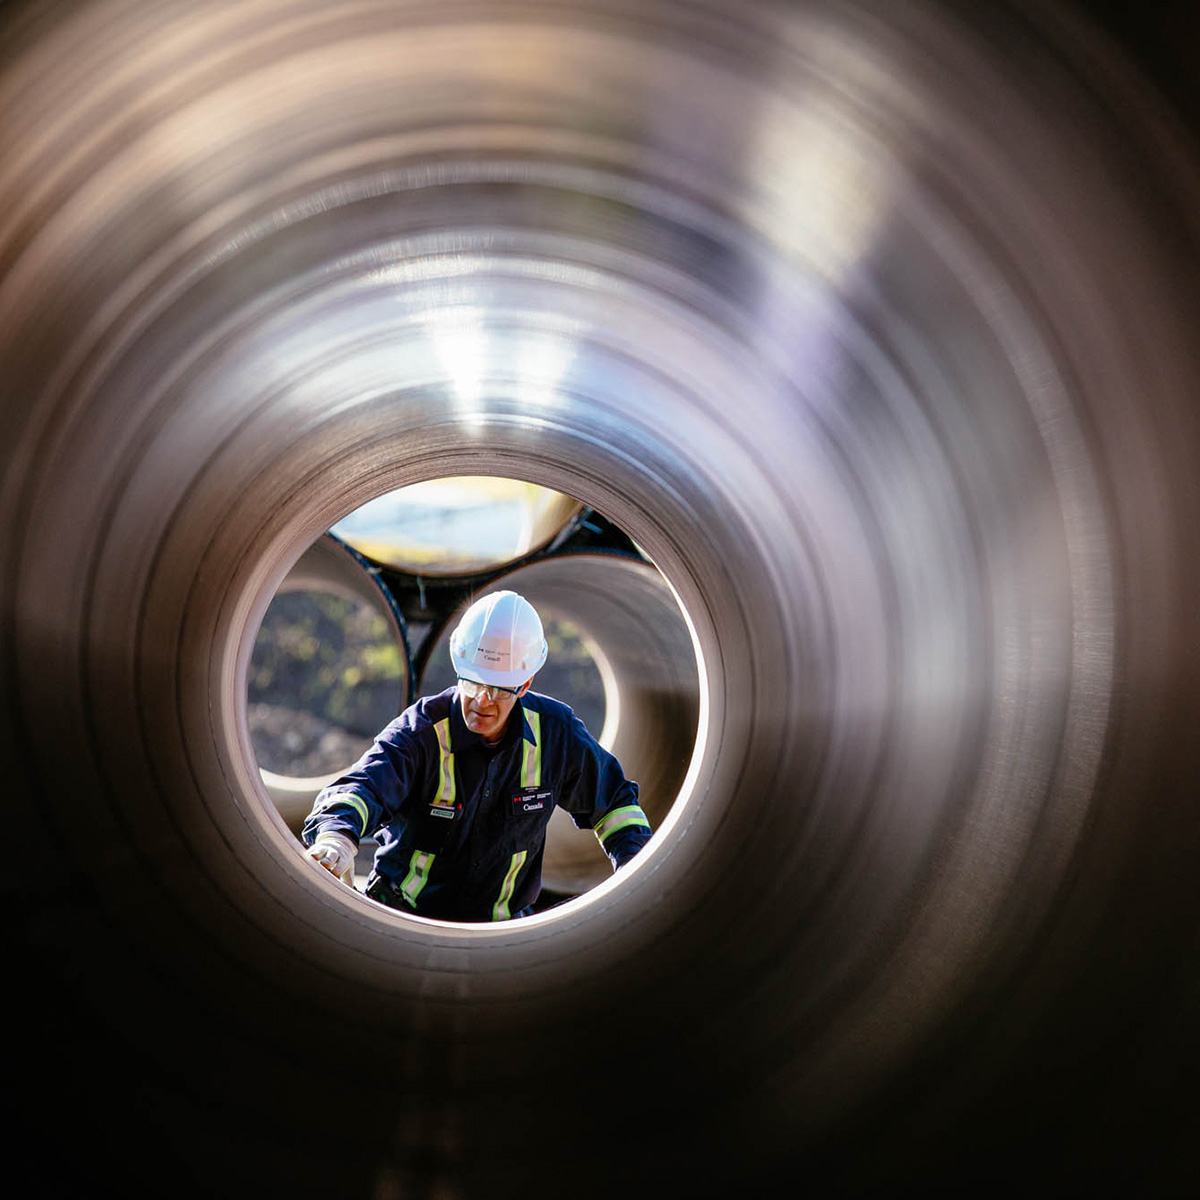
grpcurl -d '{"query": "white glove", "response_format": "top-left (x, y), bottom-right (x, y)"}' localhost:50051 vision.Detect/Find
top-left (305, 832), bottom-right (357, 882)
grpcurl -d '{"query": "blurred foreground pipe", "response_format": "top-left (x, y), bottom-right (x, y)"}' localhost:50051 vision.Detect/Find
top-left (3, 2), bottom-right (1200, 1196)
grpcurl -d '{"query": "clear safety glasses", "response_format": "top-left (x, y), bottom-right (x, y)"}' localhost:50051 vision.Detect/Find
top-left (457, 676), bottom-right (523, 702)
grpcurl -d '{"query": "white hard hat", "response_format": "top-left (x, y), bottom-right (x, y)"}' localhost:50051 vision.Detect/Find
top-left (449, 590), bottom-right (548, 689)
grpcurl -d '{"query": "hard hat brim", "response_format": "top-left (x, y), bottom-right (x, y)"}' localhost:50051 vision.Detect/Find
top-left (450, 645), bottom-right (546, 690)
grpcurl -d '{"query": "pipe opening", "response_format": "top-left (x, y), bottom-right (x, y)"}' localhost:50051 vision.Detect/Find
top-left (331, 476), bottom-right (583, 575)
top-left (249, 475), bottom-right (700, 917)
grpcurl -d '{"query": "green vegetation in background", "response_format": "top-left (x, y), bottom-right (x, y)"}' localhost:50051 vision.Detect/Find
top-left (249, 590), bottom-right (406, 737)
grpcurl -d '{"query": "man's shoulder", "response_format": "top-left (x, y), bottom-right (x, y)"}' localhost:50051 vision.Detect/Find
top-left (522, 690), bottom-right (575, 721)
top-left (522, 691), bottom-right (594, 744)
top-left (381, 688), bottom-right (456, 742)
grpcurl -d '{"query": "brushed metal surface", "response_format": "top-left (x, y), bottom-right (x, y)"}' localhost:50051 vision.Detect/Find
top-left (3, 2), bottom-right (1199, 1195)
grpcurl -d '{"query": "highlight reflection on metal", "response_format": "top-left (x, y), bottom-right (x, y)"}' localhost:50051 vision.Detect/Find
top-left (4, 1), bottom-right (1200, 1195)
top-left (331, 476), bottom-right (582, 573)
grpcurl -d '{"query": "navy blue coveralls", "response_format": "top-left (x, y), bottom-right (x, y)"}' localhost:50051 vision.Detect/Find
top-left (301, 687), bottom-right (652, 921)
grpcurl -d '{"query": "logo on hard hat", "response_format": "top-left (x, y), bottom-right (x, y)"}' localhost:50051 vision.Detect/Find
top-left (476, 635), bottom-right (509, 666)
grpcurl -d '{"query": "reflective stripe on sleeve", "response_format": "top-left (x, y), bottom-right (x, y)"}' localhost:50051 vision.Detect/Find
top-left (593, 804), bottom-right (651, 847)
top-left (433, 718), bottom-right (456, 808)
top-left (492, 850), bottom-right (528, 921)
top-left (521, 710), bottom-right (541, 789)
top-left (316, 790), bottom-right (371, 839)
top-left (400, 850), bottom-right (436, 908)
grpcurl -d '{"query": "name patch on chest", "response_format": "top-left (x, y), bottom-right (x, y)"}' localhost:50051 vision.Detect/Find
top-left (512, 787), bottom-right (552, 814)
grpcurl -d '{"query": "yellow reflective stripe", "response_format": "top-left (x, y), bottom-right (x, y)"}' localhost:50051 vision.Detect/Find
top-left (434, 718), bottom-right (456, 808)
top-left (492, 851), bottom-right (528, 921)
top-left (400, 850), bottom-right (436, 907)
top-left (521, 710), bottom-right (541, 789)
top-left (317, 790), bottom-right (370, 839)
top-left (593, 804), bottom-right (650, 846)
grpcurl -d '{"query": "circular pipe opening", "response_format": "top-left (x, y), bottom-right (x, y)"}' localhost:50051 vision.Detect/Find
top-left (248, 477), bottom-right (700, 910)
top-left (331, 476), bottom-right (583, 574)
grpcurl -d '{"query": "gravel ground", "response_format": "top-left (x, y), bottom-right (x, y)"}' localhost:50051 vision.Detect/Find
top-left (248, 701), bottom-right (379, 776)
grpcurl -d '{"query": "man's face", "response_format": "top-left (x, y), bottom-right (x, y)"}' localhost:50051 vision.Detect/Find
top-left (458, 678), bottom-right (530, 742)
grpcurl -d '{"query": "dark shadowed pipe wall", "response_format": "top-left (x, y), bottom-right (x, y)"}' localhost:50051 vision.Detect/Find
top-left (3, 2), bottom-right (1199, 1196)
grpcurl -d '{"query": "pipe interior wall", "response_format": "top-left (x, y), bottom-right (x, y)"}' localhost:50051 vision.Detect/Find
top-left (3, 2), bottom-right (1200, 1196)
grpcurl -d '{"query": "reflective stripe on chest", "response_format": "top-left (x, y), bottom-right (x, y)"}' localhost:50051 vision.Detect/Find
top-left (429, 717), bottom-right (458, 820)
top-left (520, 709), bottom-right (541, 788)
top-left (512, 711), bottom-right (548, 811)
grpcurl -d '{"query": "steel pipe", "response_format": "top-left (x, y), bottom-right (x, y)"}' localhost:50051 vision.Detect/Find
top-left (332, 476), bottom-right (583, 574)
top-left (255, 533), bottom-right (411, 834)
top-left (4, 2), bottom-right (1200, 1196)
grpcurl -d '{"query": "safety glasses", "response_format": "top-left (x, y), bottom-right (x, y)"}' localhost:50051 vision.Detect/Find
top-left (457, 676), bottom-right (523, 701)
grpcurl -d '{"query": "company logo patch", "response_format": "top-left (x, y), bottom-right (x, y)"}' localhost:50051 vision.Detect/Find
top-left (512, 787), bottom-right (552, 815)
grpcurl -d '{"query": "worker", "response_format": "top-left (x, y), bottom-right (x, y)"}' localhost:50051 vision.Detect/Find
top-left (300, 589), bottom-right (652, 920)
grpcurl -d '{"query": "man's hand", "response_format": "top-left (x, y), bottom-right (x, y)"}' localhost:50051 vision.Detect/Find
top-left (305, 832), bottom-right (357, 882)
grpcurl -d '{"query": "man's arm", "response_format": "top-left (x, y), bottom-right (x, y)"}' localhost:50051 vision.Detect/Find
top-left (560, 713), bottom-right (652, 870)
top-left (301, 725), bottom-right (419, 880)
top-left (591, 796), bottom-right (653, 869)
